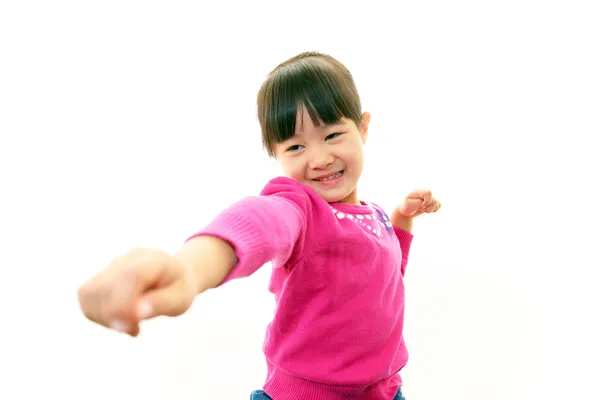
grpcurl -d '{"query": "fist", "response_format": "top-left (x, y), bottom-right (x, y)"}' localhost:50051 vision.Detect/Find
top-left (78, 248), bottom-right (197, 337)
top-left (396, 189), bottom-right (441, 218)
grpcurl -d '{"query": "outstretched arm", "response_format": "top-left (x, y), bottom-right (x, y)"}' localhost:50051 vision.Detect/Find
top-left (177, 178), bottom-right (316, 292)
top-left (179, 194), bottom-right (307, 293)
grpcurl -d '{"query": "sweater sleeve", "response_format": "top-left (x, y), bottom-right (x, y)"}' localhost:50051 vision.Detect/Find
top-left (393, 227), bottom-right (414, 277)
top-left (369, 201), bottom-right (415, 277)
top-left (185, 177), bottom-right (313, 285)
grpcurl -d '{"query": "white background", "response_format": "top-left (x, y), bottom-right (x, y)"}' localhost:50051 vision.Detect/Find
top-left (1, 1), bottom-right (599, 399)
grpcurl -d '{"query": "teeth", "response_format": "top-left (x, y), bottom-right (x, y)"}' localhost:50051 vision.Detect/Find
top-left (319, 171), bottom-right (342, 181)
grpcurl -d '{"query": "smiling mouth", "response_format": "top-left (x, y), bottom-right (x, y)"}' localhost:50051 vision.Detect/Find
top-left (313, 170), bottom-right (344, 182)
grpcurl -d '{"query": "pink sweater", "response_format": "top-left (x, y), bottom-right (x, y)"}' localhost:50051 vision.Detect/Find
top-left (188, 177), bottom-right (414, 400)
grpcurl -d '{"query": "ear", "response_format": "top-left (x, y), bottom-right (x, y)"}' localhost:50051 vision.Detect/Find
top-left (359, 112), bottom-right (371, 144)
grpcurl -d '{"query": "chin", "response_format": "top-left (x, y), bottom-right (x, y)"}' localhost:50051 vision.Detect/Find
top-left (313, 186), bottom-right (353, 203)
top-left (300, 170), bottom-right (358, 203)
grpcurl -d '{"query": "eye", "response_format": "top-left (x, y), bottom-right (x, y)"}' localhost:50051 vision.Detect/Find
top-left (326, 132), bottom-right (343, 140)
top-left (286, 144), bottom-right (304, 152)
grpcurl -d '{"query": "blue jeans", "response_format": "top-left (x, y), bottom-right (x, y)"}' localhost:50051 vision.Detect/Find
top-left (250, 388), bottom-right (406, 399)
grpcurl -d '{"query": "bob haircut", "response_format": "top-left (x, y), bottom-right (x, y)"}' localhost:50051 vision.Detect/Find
top-left (257, 52), bottom-right (363, 157)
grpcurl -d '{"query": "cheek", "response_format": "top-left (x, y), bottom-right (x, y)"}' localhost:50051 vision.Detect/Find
top-left (281, 159), bottom-right (306, 179)
top-left (339, 145), bottom-right (364, 170)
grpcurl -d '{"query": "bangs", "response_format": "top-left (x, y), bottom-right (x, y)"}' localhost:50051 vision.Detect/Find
top-left (258, 56), bottom-right (362, 156)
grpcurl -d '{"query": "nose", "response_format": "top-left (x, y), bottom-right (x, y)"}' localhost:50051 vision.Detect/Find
top-left (308, 147), bottom-right (334, 170)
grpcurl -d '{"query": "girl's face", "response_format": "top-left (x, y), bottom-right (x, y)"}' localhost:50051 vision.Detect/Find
top-left (274, 105), bottom-right (370, 204)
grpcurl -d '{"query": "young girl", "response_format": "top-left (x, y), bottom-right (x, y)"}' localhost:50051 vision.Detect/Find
top-left (78, 51), bottom-right (441, 400)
